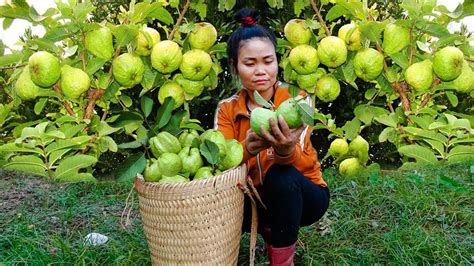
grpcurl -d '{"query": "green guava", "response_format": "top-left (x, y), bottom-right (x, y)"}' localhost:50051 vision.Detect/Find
top-left (315, 75), bottom-right (340, 102)
top-left (158, 81), bottom-right (185, 109)
top-left (28, 51), bottom-right (61, 87)
top-left (193, 166), bottom-right (221, 180)
top-left (178, 146), bottom-right (204, 175)
top-left (382, 23), bottom-right (410, 55)
top-left (136, 27), bottom-right (160, 56)
top-left (288, 45), bottom-right (319, 75)
top-left (60, 65), bottom-right (91, 99)
top-left (284, 19), bottom-right (312, 45)
top-left (349, 135), bottom-right (369, 164)
top-left (173, 73), bottom-right (205, 100)
top-left (218, 139), bottom-right (244, 171)
top-left (405, 60), bottom-right (433, 92)
top-left (317, 36), bottom-right (348, 68)
top-left (112, 53), bottom-right (144, 88)
top-left (179, 129), bottom-right (200, 147)
top-left (445, 60), bottom-right (473, 93)
top-left (328, 138), bottom-right (349, 158)
top-left (433, 46), bottom-right (464, 81)
top-left (296, 68), bottom-right (326, 93)
top-left (144, 158), bottom-right (162, 182)
top-left (15, 67), bottom-right (41, 100)
top-left (338, 24), bottom-right (361, 51)
top-left (151, 40), bottom-right (183, 74)
top-left (149, 131), bottom-right (181, 158)
top-left (85, 27), bottom-right (114, 60)
top-left (339, 157), bottom-right (360, 177)
top-left (188, 22), bottom-right (217, 50)
top-left (250, 107), bottom-right (278, 137)
top-left (179, 49), bottom-right (213, 81)
top-left (158, 175), bottom-right (189, 184)
top-left (200, 129), bottom-right (227, 159)
top-left (276, 97), bottom-right (303, 128)
top-left (353, 48), bottom-right (384, 81)
top-left (157, 152), bottom-right (182, 177)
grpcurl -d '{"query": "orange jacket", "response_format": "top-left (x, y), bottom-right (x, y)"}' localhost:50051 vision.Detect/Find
top-left (214, 82), bottom-right (326, 188)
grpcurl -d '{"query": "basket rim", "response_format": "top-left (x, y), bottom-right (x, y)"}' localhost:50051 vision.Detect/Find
top-left (134, 164), bottom-right (247, 199)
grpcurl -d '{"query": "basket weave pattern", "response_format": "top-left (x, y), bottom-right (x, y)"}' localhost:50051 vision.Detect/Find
top-left (134, 165), bottom-right (247, 265)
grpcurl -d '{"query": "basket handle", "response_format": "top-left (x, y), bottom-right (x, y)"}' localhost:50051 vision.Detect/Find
top-left (238, 176), bottom-right (265, 266)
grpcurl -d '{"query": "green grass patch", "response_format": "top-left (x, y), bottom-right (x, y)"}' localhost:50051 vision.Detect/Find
top-left (1, 160), bottom-right (473, 264)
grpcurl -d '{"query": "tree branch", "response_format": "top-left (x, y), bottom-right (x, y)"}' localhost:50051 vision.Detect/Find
top-left (310, 0), bottom-right (331, 36)
top-left (53, 83), bottom-right (75, 116)
top-left (81, 31), bottom-right (87, 71)
top-left (168, 0), bottom-right (191, 41)
top-left (0, 64), bottom-right (27, 70)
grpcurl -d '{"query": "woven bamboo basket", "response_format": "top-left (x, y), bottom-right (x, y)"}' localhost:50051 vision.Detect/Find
top-left (134, 165), bottom-right (247, 265)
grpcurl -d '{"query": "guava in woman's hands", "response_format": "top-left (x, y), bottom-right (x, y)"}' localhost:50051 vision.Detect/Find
top-left (260, 115), bottom-right (305, 156)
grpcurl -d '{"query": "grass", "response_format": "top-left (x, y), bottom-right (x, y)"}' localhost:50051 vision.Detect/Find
top-left (1, 160), bottom-right (473, 265)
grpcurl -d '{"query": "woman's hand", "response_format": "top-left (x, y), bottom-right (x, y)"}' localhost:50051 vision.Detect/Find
top-left (245, 128), bottom-right (270, 156)
top-left (260, 115), bottom-right (305, 156)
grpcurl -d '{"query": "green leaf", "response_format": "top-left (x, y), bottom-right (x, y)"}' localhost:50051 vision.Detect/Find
top-left (190, 1), bottom-right (207, 19)
top-left (116, 152), bottom-right (146, 182)
top-left (398, 144), bottom-right (438, 164)
top-left (422, 139), bottom-right (445, 157)
top-left (0, 3), bottom-right (31, 21)
top-left (111, 111), bottom-right (144, 128)
top-left (378, 127), bottom-right (397, 143)
top-left (56, 173), bottom-right (96, 183)
top-left (54, 154), bottom-right (97, 179)
top-left (34, 98), bottom-right (48, 115)
top-left (342, 118), bottom-right (361, 140)
top-left (155, 97), bottom-right (175, 130)
top-left (200, 139), bottom-right (220, 165)
top-left (354, 105), bottom-right (389, 125)
top-left (288, 83), bottom-right (300, 98)
top-left (389, 52), bottom-right (409, 69)
top-left (415, 20), bottom-right (451, 38)
top-left (86, 58), bottom-right (107, 76)
top-left (296, 101), bottom-right (314, 127)
top-left (359, 21), bottom-right (385, 44)
top-left (140, 96), bottom-right (154, 118)
top-left (180, 122), bottom-right (204, 132)
top-left (326, 4), bottom-right (350, 21)
top-left (3, 155), bottom-right (47, 177)
top-left (0, 53), bottom-right (27, 67)
top-left (43, 23), bottom-right (80, 41)
top-left (140, 57), bottom-right (158, 92)
top-left (254, 91), bottom-right (272, 108)
top-left (111, 25), bottom-right (139, 48)
top-left (73, 1), bottom-right (95, 21)
top-left (294, 0), bottom-right (310, 16)
top-left (97, 121), bottom-right (120, 137)
top-left (403, 127), bottom-right (448, 144)
top-left (447, 145), bottom-right (474, 163)
top-left (97, 136), bottom-right (118, 152)
top-left (118, 139), bottom-right (147, 149)
top-left (169, 0), bottom-right (179, 8)
top-left (374, 114), bottom-right (398, 128)
top-left (445, 91), bottom-right (458, 107)
top-left (147, 4), bottom-right (173, 25)
top-left (452, 119), bottom-right (471, 131)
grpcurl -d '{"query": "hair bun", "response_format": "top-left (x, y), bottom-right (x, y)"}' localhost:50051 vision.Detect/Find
top-left (235, 8), bottom-right (259, 27)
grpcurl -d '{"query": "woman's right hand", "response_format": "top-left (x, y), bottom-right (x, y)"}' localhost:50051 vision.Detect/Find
top-left (245, 128), bottom-right (269, 156)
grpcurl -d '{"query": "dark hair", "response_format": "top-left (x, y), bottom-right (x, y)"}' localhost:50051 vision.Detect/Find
top-left (226, 8), bottom-right (277, 72)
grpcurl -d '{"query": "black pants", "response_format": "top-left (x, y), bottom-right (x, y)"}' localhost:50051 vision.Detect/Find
top-left (242, 164), bottom-right (330, 248)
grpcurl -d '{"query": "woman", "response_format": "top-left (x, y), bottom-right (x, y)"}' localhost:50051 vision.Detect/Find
top-left (213, 8), bottom-right (329, 265)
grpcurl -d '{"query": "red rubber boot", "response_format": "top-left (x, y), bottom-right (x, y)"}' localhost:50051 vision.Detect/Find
top-left (268, 242), bottom-right (296, 266)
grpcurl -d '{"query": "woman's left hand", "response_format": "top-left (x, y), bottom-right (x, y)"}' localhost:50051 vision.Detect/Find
top-left (259, 115), bottom-right (306, 156)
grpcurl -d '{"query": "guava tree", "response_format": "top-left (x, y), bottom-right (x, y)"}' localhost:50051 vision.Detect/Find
top-left (0, 0), bottom-right (472, 182)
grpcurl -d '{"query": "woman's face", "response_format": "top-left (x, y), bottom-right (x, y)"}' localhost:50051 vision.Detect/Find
top-left (236, 37), bottom-right (278, 95)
